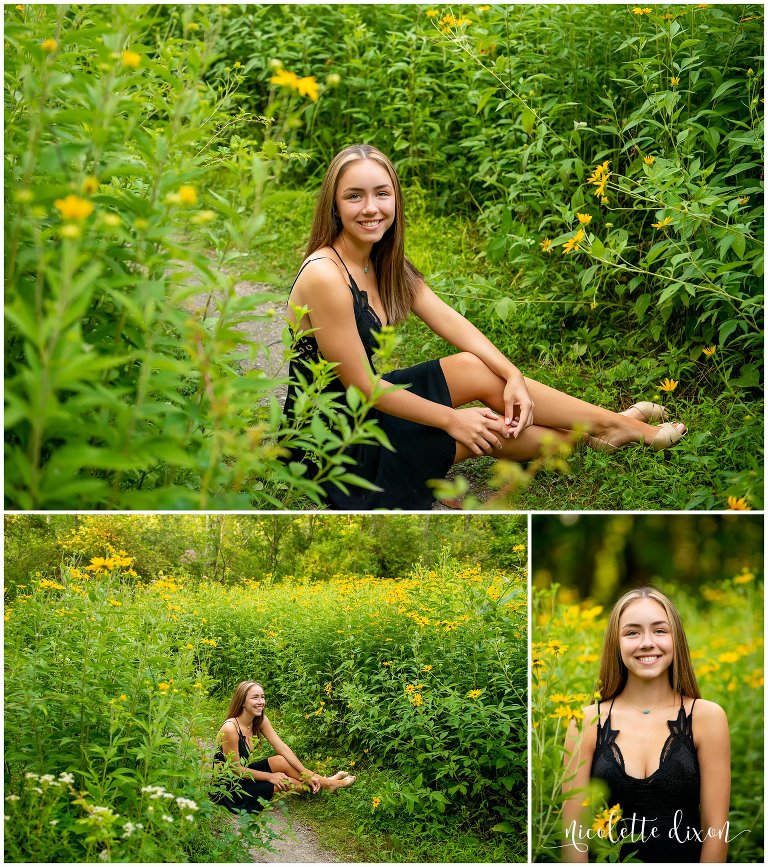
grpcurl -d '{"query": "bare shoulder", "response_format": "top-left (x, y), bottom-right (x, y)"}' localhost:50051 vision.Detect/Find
top-left (218, 718), bottom-right (237, 735)
top-left (292, 251), bottom-right (350, 307)
top-left (691, 697), bottom-right (729, 727)
top-left (296, 249), bottom-right (346, 286)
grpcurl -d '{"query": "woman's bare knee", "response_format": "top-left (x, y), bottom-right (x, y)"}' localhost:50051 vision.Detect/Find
top-left (440, 352), bottom-right (504, 408)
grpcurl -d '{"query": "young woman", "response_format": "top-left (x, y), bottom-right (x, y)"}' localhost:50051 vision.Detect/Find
top-left (562, 587), bottom-right (730, 863)
top-left (283, 144), bottom-right (687, 509)
top-left (212, 681), bottom-right (355, 814)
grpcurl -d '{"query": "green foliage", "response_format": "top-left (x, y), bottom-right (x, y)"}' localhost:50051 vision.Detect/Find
top-left (531, 576), bottom-right (764, 863)
top-left (5, 4), bottom-right (762, 509)
top-left (5, 532), bottom-right (527, 862)
top-left (4, 4), bottom-right (390, 509)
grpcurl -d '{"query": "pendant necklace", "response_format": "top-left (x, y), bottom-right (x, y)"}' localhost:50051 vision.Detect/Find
top-left (625, 696), bottom-right (675, 715)
top-left (335, 244), bottom-right (369, 274)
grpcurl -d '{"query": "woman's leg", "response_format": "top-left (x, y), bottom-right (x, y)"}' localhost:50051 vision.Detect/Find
top-left (440, 353), bottom-right (684, 462)
top-left (267, 756), bottom-right (354, 791)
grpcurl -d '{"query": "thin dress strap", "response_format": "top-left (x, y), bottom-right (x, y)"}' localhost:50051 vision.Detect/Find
top-left (329, 245), bottom-right (354, 280)
top-left (289, 256), bottom-right (330, 291)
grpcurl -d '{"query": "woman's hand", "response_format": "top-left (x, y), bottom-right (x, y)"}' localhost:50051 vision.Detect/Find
top-left (445, 407), bottom-right (510, 455)
top-left (309, 773), bottom-right (322, 794)
top-left (266, 771), bottom-right (293, 791)
top-left (503, 373), bottom-right (534, 437)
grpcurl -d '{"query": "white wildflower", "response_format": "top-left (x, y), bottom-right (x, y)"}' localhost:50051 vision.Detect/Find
top-left (59, 772), bottom-right (75, 784)
top-left (5, 795), bottom-right (20, 802)
top-left (161, 814), bottom-right (174, 823)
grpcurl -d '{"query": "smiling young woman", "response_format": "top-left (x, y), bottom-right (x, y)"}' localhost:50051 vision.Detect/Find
top-left (283, 144), bottom-right (687, 510)
top-left (211, 681), bottom-right (355, 814)
top-left (562, 588), bottom-right (731, 863)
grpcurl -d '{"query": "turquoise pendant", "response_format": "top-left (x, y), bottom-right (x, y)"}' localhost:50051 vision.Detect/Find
top-left (642, 709), bottom-right (650, 714)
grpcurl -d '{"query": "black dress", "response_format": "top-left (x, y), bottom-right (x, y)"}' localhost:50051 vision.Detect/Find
top-left (282, 251), bottom-right (456, 510)
top-left (211, 719), bottom-right (274, 813)
top-left (590, 696), bottom-right (702, 862)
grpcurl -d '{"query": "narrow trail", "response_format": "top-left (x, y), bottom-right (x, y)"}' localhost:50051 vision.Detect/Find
top-left (249, 807), bottom-right (338, 863)
top-left (186, 277), bottom-right (491, 508)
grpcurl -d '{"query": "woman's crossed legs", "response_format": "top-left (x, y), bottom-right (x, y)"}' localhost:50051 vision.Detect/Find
top-left (439, 352), bottom-right (686, 464)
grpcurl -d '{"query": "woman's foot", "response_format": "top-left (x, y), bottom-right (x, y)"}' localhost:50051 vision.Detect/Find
top-left (650, 421), bottom-right (687, 450)
top-left (325, 772), bottom-right (356, 791)
top-left (588, 418), bottom-right (687, 452)
top-left (620, 401), bottom-right (668, 423)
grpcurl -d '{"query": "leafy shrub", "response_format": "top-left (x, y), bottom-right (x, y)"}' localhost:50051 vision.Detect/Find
top-left (5, 542), bottom-right (527, 861)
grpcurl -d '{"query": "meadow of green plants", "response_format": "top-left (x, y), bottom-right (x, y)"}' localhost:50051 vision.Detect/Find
top-left (4, 514), bottom-right (527, 862)
top-left (531, 575), bottom-right (764, 863)
top-left (5, 4), bottom-right (763, 509)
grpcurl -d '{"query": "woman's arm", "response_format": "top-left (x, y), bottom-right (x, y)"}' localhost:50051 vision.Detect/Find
top-left (562, 707), bottom-right (599, 863)
top-left (217, 721), bottom-right (290, 788)
top-left (295, 260), bottom-right (507, 454)
top-left (411, 282), bottom-right (534, 435)
top-left (696, 700), bottom-right (730, 863)
top-left (259, 715), bottom-right (311, 777)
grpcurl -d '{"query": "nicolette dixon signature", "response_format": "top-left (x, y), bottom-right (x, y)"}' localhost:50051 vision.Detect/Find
top-left (559, 809), bottom-right (749, 854)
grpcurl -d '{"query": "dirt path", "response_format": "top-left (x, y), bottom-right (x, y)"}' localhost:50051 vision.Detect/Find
top-left (250, 807), bottom-right (338, 863)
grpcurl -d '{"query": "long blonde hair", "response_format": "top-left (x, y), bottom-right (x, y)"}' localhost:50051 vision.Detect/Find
top-left (597, 587), bottom-right (701, 701)
top-left (305, 144), bottom-right (423, 325)
top-left (224, 680), bottom-right (265, 740)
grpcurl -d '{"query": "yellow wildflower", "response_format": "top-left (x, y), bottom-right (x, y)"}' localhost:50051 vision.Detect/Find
top-left (733, 571), bottom-right (754, 584)
top-left (372, 796), bottom-right (381, 808)
top-left (643, 155), bottom-right (655, 165)
top-left (576, 213), bottom-right (592, 224)
top-left (108, 600), bottom-right (122, 607)
top-left (270, 68), bottom-right (300, 88)
top-left (671, 76), bottom-right (680, 86)
top-left (421, 665), bottom-right (433, 672)
top-left (467, 689), bottom-right (483, 699)
top-left (296, 75), bottom-right (319, 102)
top-left (122, 50), bottom-right (141, 68)
top-left (652, 216), bottom-right (673, 229)
top-left (54, 195), bottom-right (94, 221)
top-left (547, 640), bottom-right (569, 655)
top-left (119, 694), bottom-right (127, 702)
top-left (738, 196), bottom-right (750, 204)
top-left (426, 8), bottom-right (438, 16)
top-left (60, 224), bottom-right (81, 239)
top-left (658, 378), bottom-right (678, 392)
top-left (550, 693), bottom-right (572, 703)
top-left (178, 185), bottom-right (197, 205)
top-left (562, 229), bottom-right (584, 255)
top-left (38, 578), bottom-right (66, 591)
top-left (702, 345), bottom-right (716, 357)
top-left (718, 651), bottom-right (740, 664)
top-left (726, 496), bottom-right (751, 511)
top-left (551, 706), bottom-right (584, 721)
top-left (82, 176), bottom-right (99, 195)
top-left (410, 693), bottom-right (422, 706)
top-left (631, 7), bottom-right (645, 14)
top-left (540, 237), bottom-right (552, 253)
top-left (41, 38), bottom-right (58, 53)
top-left (158, 682), bottom-right (170, 692)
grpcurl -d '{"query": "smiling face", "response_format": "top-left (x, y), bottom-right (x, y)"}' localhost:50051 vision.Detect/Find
top-left (245, 683), bottom-right (266, 716)
top-left (618, 597), bottom-right (674, 682)
top-left (334, 158), bottom-right (396, 247)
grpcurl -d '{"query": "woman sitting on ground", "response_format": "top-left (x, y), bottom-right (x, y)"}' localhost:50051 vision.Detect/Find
top-left (283, 143), bottom-right (687, 510)
top-left (212, 680), bottom-right (355, 813)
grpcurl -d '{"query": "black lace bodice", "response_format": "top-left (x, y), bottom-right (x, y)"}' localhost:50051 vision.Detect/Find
top-left (590, 696), bottom-right (702, 862)
top-left (288, 252), bottom-right (383, 371)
